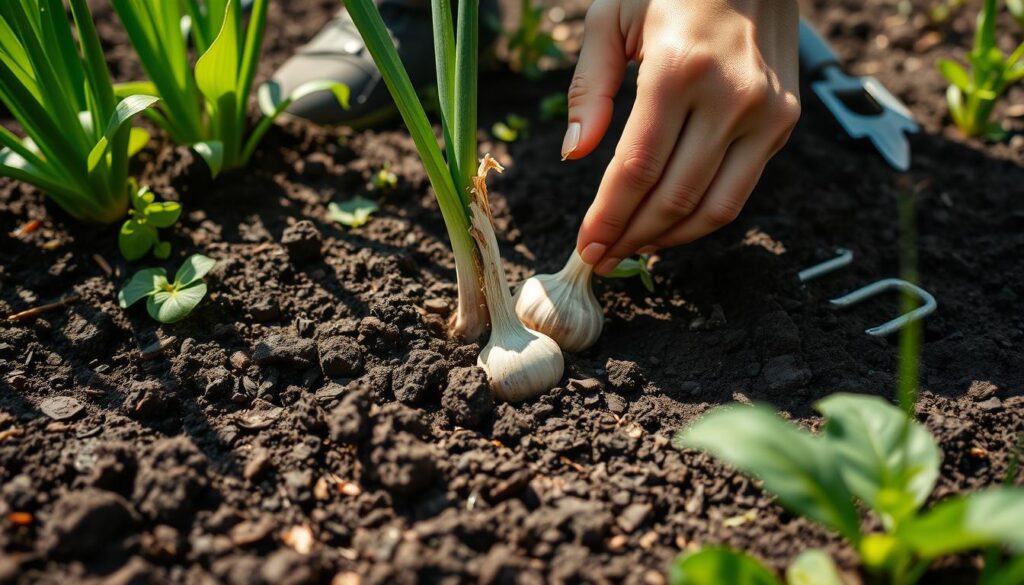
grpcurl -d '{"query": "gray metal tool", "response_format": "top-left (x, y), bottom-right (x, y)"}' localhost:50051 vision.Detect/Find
top-left (799, 19), bottom-right (918, 171)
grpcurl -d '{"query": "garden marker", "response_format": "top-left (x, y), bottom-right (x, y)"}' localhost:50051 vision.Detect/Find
top-left (798, 248), bottom-right (854, 283)
top-left (830, 278), bottom-right (937, 337)
top-left (799, 19), bottom-right (918, 171)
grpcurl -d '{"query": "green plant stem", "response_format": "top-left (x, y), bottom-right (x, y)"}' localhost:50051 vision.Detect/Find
top-left (454, 0), bottom-right (478, 203)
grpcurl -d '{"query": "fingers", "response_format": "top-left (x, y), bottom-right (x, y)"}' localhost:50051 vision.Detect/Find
top-left (591, 112), bottom-right (728, 274)
top-left (649, 136), bottom-right (774, 249)
top-left (562, 0), bottom-right (626, 160)
top-left (575, 63), bottom-right (690, 266)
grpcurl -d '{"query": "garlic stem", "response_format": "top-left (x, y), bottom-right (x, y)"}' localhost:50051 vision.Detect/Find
top-left (470, 155), bottom-right (564, 402)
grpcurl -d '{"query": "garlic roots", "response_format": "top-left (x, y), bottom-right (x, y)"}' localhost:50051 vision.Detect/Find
top-left (469, 155), bottom-right (564, 402)
top-left (514, 250), bottom-right (603, 352)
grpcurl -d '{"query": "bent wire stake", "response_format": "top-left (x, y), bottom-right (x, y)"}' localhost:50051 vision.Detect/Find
top-left (830, 278), bottom-right (937, 337)
top-left (798, 248), bottom-right (854, 282)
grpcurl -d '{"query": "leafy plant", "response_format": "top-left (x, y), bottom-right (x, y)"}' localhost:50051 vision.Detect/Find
top-left (118, 254), bottom-right (216, 324)
top-left (346, 0), bottom-right (490, 340)
top-left (507, 0), bottom-right (563, 80)
top-left (119, 186), bottom-right (181, 261)
top-left (491, 113), bottom-right (528, 142)
top-left (0, 0), bottom-right (157, 223)
top-left (673, 393), bottom-right (1024, 585)
top-left (606, 255), bottom-right (655, 292)
top-left (328, 195), bottom-right (378, 228)
top-left (370, 167), bottom-right (397, 192)
top-left (110, 0), bottom-right (349, 175)
top-left (937, 0), bottom-right (1024, 138)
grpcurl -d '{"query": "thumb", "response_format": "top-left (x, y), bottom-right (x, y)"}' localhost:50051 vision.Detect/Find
top-left (562, 0), bottom-right (626, 161)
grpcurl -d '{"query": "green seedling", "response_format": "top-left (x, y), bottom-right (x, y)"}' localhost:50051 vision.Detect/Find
top-left (673, 393), bottom-right (1024, 585)
top-left (540, 93), bottom-right (568, 121)
top-left (371, 167), bottom-right (398, 192)
top-left (937, 0), bottom-right (1024, 139)
top-left (119, 254), bottom-right (216, 324)
top-left (491, 113), bottom-right (528, 142)
top-left (119, 185), bottom-right (182, 261)
top-left (928, 0), bottom-right (967, 24)
top-left (669, 547), bottom-right (846, 585)
top-left (0, 0), bottom-right (157, 223)
top-left (507, 0), bottom-right (563, 80)
top-left (111, 0), bottom-right (349, 176)
top-left (606, 255), bottom-right (655, 292)
top-left (328, 196), bottom-right (379, 228)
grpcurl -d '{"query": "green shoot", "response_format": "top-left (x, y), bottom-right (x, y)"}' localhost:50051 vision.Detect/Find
top-left (119, 254), bottom-right (216, 324)
top-left (937, 0), bottom-right (1024, 139)
top-left (0, 0), bottom-right (158, 223)
top-left (345, 0), bottom-right (489, 340)
top-left (668, 548), bottom-right (845, 585)
top-left (328, 196), bottom-right (379, 228)
top-left (507, 0), bottom-right (563, 80)
top-left (111, 0), bottom-right (349, 175)
top-left (928, 0), bottom-right (967, 25)
top-left (491, 113), bottom-right (529, 142)
top-left (606, 255), bottom-right (655, 292)
top-left (673, 394), bottom-right (1024, 585)
top-left (370, 167), bottom-right (398, 192)
top-left (119, 185), bottom-right (182, 261)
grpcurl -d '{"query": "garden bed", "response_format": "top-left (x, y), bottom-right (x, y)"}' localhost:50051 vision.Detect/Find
top-left (1, 0), bottom-right (1022, 583)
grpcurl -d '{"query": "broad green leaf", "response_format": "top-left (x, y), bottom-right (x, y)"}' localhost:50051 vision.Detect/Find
top-left (194, 0), bottom-right (240, 106)
top-left (153, 241), bottom-right (171, 260)
top-left (676, 405), bottom-right (861, 542)
top-left (667, 548), bottom-right (781, 585)
top-left (149, 282), bottom-right (207, 323)
top-left (898, 488), bottom-right (1024, 558)
top-left (816, 394), bottom-right (940, 521)
top-left (119, 219), bottom-right (158, 261)
top-left (113, 81), bottom-right (159, 99)
top-left (128, 128), bottom-right (150, 158)
top-left (118, 267), bottom-right (168, 308)
top-left (173, 254), bottom-right (217, 288)
top-left (144, 201), bottom-right (182, 228)
top-left (328, 196), bottom-right (379, 228)
top-left (785, 550), bottom-right (845, 585)
top-left (938, 59), bottom-right (971, 91)
top-left (88, 95), bottom-right (160, 172)
top-left (192, 141), bottom-right (224, 177)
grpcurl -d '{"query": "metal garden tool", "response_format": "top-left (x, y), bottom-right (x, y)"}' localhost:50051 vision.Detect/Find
top-left (799, 19), bottom-right (918, 171)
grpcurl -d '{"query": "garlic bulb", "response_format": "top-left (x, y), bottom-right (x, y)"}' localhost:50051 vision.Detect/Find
top-left (514, 250), bottom-right (603, 352)
top-left (469, 155), bottom-right (564, 402)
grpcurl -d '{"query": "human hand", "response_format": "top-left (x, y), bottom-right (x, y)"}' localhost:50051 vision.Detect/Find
top-left (564, 0), bottom-right (801, 275)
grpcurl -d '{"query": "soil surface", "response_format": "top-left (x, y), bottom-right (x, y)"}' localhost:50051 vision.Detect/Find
top-left (2, 0), bottom-right (1022, 584)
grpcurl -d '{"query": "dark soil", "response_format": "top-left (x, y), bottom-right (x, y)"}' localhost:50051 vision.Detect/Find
top-left (2, 0), bottom-right (1023, 584)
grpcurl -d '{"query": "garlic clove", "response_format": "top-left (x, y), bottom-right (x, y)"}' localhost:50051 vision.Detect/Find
top-left (514, 250), bottom-right (604, 352)
top-left (478, 327), bottom-right (564, 402)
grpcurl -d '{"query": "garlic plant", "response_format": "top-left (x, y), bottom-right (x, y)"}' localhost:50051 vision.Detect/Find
top-left (514, 251), bottom-right (603, 352)
top-left (470, 156), bottom-right (563, 401)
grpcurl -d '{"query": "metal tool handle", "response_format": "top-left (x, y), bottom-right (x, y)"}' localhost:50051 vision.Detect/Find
top-left (799, 19), bottom-right (840, 76)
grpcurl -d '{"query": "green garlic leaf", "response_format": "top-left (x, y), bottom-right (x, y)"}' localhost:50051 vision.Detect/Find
top-left (148, 282), bottom-right (207, 324)
top-left (667, 548), bottom-right (781, 585)
top-left (193, 141), bottom-right (224, 178)
top-left (173, 254), bottom-right (217, 288)
top-left (676, 405), bottom-right (862, 542)
top-left (119, 219), bottom-right (158, 261)
top-left (328, 196), bottom-right (378, 228)
top-left (785, 550), bottom-right (845, 585)
top-left (938, 59), bottom-right (971, 91)
top-left (816, 393), bottom-right (940, 522)
top-left (118, 267), bottom-right (168, 308)
top-left (144, 201), bottom-right (182, 228)
top-left (153, 241), bottom-right (171, 260)
top-left (128, 128), bottom-right (150, 158)
top-left (897, 488), bottom-right (1024, 559)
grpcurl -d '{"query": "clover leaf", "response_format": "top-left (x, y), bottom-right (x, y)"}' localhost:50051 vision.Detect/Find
top-left (328, 196), bottom-right (379, 228)
top-left (119, 186), bottom-right (182, 261)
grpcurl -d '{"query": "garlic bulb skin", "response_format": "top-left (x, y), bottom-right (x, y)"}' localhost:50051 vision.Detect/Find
top-left (514, 250), bottom-right (603, 352)
top-left (478, 327), bottom-right (564, 402)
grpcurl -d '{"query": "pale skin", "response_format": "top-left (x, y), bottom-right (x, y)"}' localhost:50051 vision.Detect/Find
top-left (564, 0), bottom-right (802, 275)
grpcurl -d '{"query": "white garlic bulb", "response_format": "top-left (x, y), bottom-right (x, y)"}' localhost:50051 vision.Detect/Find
top-left (514, 250), bottom-right (603, 352)
top-left (469, 155), bottom-right (564, 402)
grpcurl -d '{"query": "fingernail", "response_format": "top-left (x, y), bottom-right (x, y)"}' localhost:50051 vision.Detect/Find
top-left (561, 122), bottom-right (581, 161)
top-left (596, 257), bottom-right (621, 275)
top-left (579, 242), bottom-right (606, 265)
